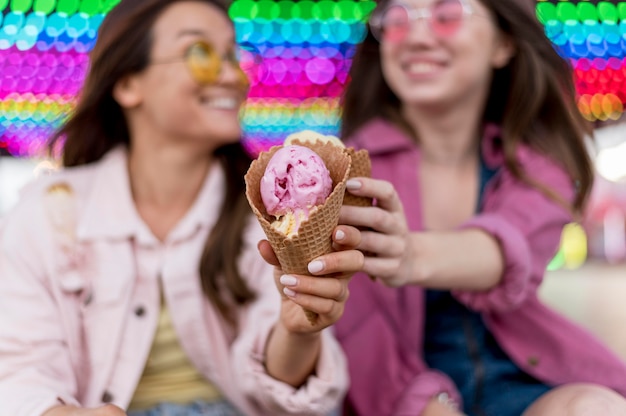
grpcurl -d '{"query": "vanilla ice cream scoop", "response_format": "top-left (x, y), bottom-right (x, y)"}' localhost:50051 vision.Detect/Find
top-left (260, 145), bottom-right (333, 218)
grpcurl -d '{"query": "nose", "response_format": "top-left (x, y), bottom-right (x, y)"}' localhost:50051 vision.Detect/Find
top-left (218, 58), bottom-right (250, 89)
top-left (404, 13), bottom-right (437, 45)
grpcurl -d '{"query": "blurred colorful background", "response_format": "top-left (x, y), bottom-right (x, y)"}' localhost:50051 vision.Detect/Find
top-left (0, 0), bottom-right (378, 157)
top-left (0, 0), bottom-right (625, 266)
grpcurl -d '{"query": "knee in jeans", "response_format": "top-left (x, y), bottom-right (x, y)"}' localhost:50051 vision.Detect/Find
top-left (564, 385), bottom-right (626, 416)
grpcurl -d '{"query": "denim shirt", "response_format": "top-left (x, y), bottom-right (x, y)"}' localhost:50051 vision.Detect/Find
top-left (334, 118), bottom-right (626, 416)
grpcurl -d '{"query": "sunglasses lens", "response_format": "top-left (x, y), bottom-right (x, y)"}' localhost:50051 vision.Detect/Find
top-left (374, 5), bottom-right (410, 42)
top-left (187, 42), bottom-right (221, 84)
top-left (431, 0), bottom-right (464, 37)
top-left (372, 0), bottom-right (466, 42)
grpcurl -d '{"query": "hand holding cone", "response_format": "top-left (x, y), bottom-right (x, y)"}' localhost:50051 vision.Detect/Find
top-left (245, 140), bottom-right (352, 325)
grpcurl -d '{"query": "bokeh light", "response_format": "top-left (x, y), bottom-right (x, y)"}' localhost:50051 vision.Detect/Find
top-left (0, 0), bottom-right (623, 157)
top-left (232, 0), bottom-right (375, 155)
top-left (537, 0), bottom-right (626, 122)
top-left (0, 0), bottom-right (114, 157)
top-left (0, 0), bottom-right (375, 157)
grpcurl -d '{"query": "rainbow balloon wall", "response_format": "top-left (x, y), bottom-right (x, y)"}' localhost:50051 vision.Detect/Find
top-left (230, 0), bottom-right (375, 155)
top-left (537, 1), bottom-right (626, 122)
top-left (0, 0), bottom-right (624, 157)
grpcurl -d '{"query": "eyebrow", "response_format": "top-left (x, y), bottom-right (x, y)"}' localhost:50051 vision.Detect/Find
top-left (176, 29), bottom-right (210, 39)
top-left (175, 28), bottom-right (235, 45)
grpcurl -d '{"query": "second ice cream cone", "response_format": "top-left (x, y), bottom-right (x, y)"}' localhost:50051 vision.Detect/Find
top-left (343, 148), bottom-right (373, 207)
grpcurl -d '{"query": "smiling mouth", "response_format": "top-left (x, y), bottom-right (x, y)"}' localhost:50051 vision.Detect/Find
top-left (405, 62), bottom-right (440, 75)
top-left (201, 97), bottom-right (241, 110)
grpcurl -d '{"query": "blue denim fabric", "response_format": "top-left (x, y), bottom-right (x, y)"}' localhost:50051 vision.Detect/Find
top-left (128, 400), bottom-right (341, 416)
top-left (127, 400), bottom-right (244, 416)
top-left (424, 291), bottom-right (550, 416)
top-left (422, 160), bottom-right (550, 416)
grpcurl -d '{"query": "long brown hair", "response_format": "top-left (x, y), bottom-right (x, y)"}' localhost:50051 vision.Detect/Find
top-left (341, 0), bottom-right (593, 212)
top-left (48, 0), bottom-right (255, 325)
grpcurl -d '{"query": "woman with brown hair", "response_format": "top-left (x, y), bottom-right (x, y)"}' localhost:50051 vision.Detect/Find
top-left (0, 1), bottom-right (362, 415)
top-left (336, 0), bottom-right (626, 415)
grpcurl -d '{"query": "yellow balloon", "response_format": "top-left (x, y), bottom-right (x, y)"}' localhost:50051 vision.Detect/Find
top-left (561, 223), bottom-right (588, 270)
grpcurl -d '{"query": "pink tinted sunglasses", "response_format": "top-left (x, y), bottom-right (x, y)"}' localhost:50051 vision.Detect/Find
top-left (369, 0), bottom-right (476, 42)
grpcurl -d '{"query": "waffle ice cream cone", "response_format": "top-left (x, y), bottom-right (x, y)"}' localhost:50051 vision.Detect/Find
top-left (245, 141), bottom-right (352, 325)
top-left (343, 148), bottom-right (373, 207)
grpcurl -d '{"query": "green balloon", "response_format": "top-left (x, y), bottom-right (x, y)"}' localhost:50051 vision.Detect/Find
top-left (56, 0), bottom-right (79, 15)
top-left (556, 2), bottom-right (578, 23)
top-left (618, 3), bottom-right (626, 20)
top-left (99, 0), bottom-right (120, 14)
top-left (79, 0), bottom-right (100, 16)
top-left (10, 0), bottom-right (33, 13)
top-left (597, 1), bottom-right (618, 23)
top-left (314, 0), bottom-right (334, 21)
top-left (536, 3), bottom-right (556, 25)
top-left (334, 2), bottom-right (354, 21)
top-left (293, 0), bottom-right (315, 20)
top-left (547, 249), bottom-right (565, 271)
top-left (257, 0), bottom-right (279, 20)
top-left (229, 0), bottom-right (255, 20)
top-left (577, 2), bottom-right (597, 23)
top-left (359, 1), bottom-right (377, 21)
top-left (276, 0), bottom-right (293, 20)
top-left (33, 0), bottom-right (56, 15)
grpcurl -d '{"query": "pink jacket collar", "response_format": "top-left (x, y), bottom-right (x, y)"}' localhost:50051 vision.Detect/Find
top-left (77, 146), bottom-right (225, 245)
top-left (349, 118), bottom-right (505, 168)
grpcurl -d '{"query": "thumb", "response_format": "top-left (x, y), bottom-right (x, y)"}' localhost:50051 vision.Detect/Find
top-left (257, 240), bottom-right (280, 267)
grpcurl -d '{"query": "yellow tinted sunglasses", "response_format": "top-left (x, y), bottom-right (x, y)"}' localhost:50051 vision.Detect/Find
top-left (151, 41), bottom-right (260, 88)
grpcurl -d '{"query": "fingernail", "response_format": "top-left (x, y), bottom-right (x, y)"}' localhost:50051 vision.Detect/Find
top-left (346, 179), bottom-right (362, 190)
top-left (280, 274), bottom-right (298, 286)
top-left (308, 260), bottom-right (324, 274)
top-left (283, 287), bottom-right (297, 297)
top-left (335, 229), bottom-right (346, 241)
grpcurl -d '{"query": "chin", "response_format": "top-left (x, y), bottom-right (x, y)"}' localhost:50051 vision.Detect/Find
top-left (209, 129), bottom-right (242, 146)
top-left (400, 89), bottom-right (452, 108)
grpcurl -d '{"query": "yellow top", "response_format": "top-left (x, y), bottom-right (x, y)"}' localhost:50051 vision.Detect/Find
top-left (128, 302), bottom-right (222, 411)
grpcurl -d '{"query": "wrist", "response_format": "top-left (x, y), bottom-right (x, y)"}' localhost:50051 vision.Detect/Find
top-left (408, 232), bottom-right (434, 285)
top-left (274, 320), bottom-right (321, 342)
top-left (266, 321), bottom-right (322, 387)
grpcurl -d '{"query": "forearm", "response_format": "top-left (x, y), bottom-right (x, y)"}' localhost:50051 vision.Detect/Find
top-left (410, 229), bottom-right (504, 291)
top-left (264, 321), bottom-right (321, 387)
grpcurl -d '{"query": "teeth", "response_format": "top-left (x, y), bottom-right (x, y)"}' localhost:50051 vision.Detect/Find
top-left (205, 97), bottom-right (238, 110)
top-left (407, 63), bottom-right (437, 74)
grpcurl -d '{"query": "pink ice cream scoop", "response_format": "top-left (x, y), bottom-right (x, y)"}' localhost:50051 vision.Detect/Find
top-left (261, 145), bottom-right (333, 217)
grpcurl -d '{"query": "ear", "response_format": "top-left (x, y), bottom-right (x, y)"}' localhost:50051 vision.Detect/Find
top-left (491, 33), bottom-right (516, 69)
top-left (112, 74), bottom-right (143, 108)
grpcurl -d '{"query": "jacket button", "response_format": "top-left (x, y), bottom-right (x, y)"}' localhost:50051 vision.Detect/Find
top-left (527, 356), bottom-right (540, 367)
top-left (83, 291), bottom-right (93, 306)
top-left (134, 306), bottom-right (146, 317)
top-left (101, 390), bottom-right (114, 403)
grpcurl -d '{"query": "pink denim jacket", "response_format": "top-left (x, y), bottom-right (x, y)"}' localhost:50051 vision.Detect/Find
top-left (0, 147), bottom-right (348, 416)
top-left (335, 119), bottom-right (626, 416)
